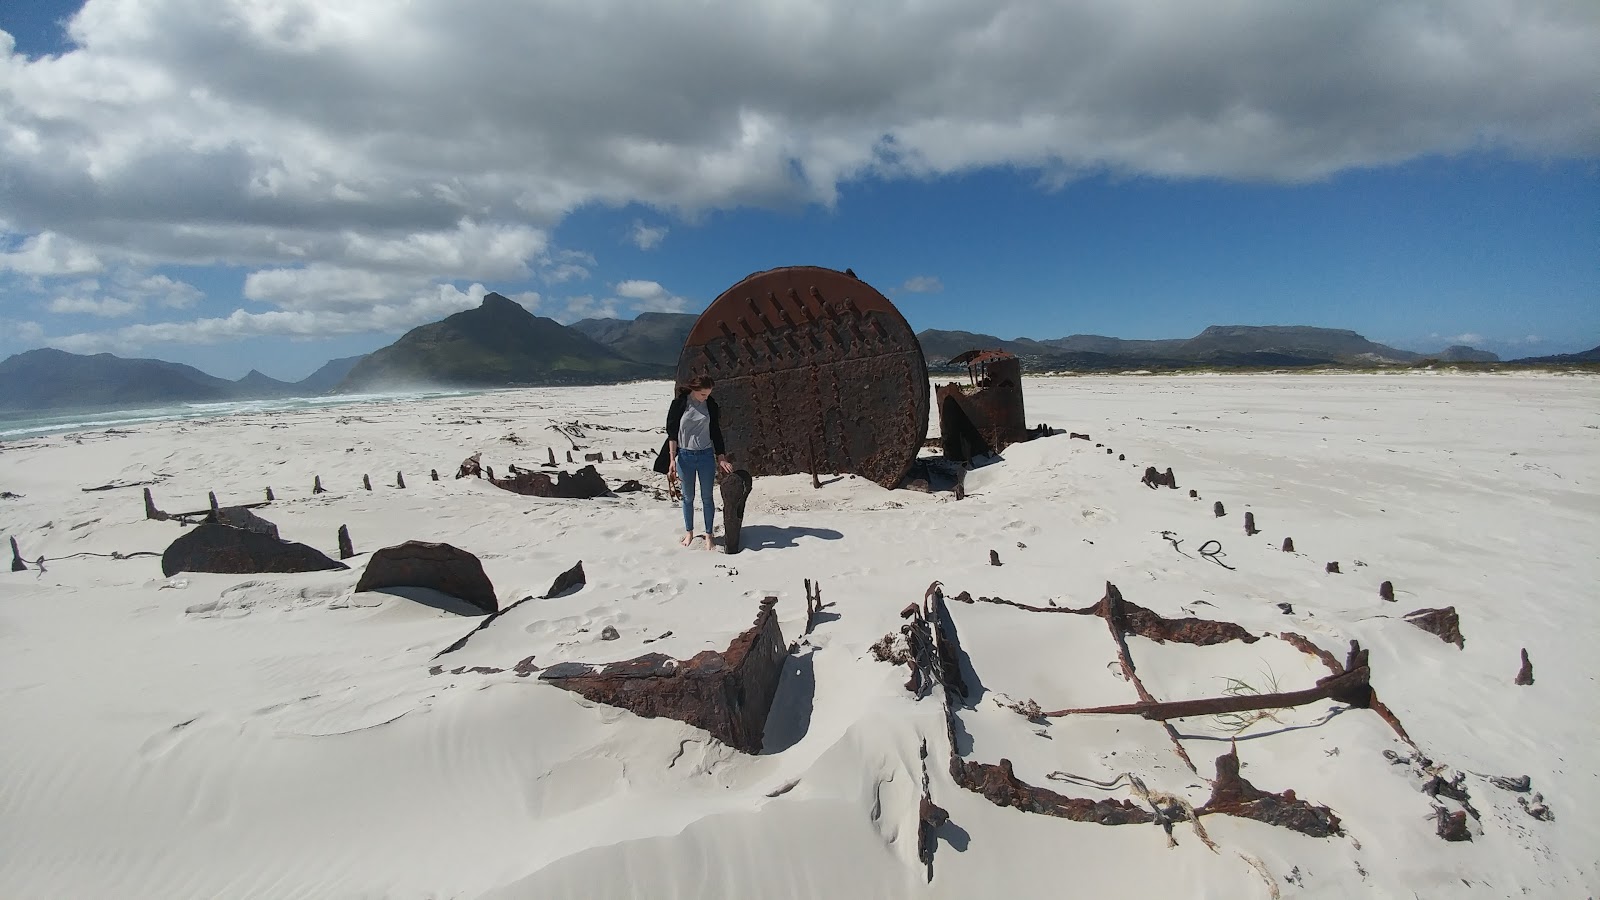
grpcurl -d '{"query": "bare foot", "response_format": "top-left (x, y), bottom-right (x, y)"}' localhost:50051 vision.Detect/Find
top-left (702, 535), bottom-right (716, 551)
top-left (679, 532), bottom-right (694, 547)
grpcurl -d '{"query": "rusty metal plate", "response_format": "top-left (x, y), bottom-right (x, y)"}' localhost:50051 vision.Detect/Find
top-left (676, 266), bottom-right (929, 488)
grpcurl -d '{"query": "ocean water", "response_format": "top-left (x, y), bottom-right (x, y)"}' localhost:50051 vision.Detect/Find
top-left (0, 389), bottom-right (489, 441)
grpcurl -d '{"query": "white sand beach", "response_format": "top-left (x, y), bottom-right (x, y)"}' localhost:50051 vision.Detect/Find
top-left (1, 372), bottom-right (1596, 899)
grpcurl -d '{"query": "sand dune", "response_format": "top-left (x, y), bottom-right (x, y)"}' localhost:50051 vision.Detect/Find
top-left (1, 373), bottom-right (1595, 898)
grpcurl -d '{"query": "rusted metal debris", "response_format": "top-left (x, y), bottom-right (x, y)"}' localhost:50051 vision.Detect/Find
top-left (1404, 607), bottom-right (1464, 649)
top-left (674, 266), bottom-right (929, 489)
top-left (1141, 467), bottom-right (1177, 489)
top-left (954, 757), bottom-right (1156, 825)
top-left (947, 584), bottom-right (1259, 647)
top-left (1515, 648), bottom-right (1534, 685)
top-left (1244, 512), bottom-right (1258, 535)
top-left (1436, 807), bottom-right (1473, 841)
top-left (542, 560), bottom-right (585, 598)
top-left (1379, 580), bottom-right (1395, 602)
top-left (1213, 501), bottom-right (1226, 517)
top-left (9, 536), bottom-right (24, 572)
top-left (936, 350), bottom-right (1029, 463)
top-left (455, 453), bottom-right (482, 479)
top-left (804, 579), bottom-right (823, 634)
top-left (1201, 746), bottom-right (1342, 837)
top-left (916, 740), bottom-right (947, 882)
top-left (540, 596), bottom-right (788, 754)
top-left (1326, 561), bottom-right (1341, 574)
top-left (1038, 662), bottom-right (1370, 720)
top-left (916, 583), bottom-right (1358, 840)
top-left (337, 524), bottom-right (354, 560)
top-left (1281, 537), bottom-right (1295, 552)
top-left (162, 520), bottom-right (347, 578)
top-left (1282, 633), bottom-right (1416, 748)
top-left (355, 541), bottom-right (498, 614)
top-left (490, 464), bottom-right (608, 498)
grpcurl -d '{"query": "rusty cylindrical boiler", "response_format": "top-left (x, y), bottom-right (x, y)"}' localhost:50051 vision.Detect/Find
top-left (675, 266), bottom-right (929, 488)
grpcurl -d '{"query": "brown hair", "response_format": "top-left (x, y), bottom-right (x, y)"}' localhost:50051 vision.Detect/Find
top-left (678, 375), bottom-right (714, 396)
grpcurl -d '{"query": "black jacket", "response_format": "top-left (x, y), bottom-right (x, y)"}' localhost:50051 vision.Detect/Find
top-left (653, 393), bottom-right (726, 474)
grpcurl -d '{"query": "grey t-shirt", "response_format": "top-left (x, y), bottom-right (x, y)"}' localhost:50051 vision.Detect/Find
top-left (678, 397), bottom-right (714, 451)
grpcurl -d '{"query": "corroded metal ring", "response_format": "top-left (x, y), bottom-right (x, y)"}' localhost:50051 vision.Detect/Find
top-left (676, 266), bottom-right (929, 488)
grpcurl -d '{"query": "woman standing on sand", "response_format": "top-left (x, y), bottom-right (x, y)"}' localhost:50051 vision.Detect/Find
top-left (664, 375), bottom-right (733, 550)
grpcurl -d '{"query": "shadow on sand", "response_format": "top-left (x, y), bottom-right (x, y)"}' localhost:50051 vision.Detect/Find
top-left (737, 525), bottom-right (843, 551)
top-left (365, 586), bottom-right (490, 617)
top-left (761, 649), bottom-right (815, 754)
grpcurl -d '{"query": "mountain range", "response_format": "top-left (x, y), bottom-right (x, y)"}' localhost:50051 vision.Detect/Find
top-left (2, 293), bottom-right (1593, 414)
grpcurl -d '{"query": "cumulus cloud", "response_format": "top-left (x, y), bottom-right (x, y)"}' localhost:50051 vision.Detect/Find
top-left (0, 319), bottom-right (46, 347)
top-left (0, 231), bottom-right (103, 276)
top-left (2, 0), bottom-right (1597, 349)
top-left (630, 221), bottom-right (668, 250)
top-left (33, 271), bottom-right (204, 319)
top-left (1433, 332), bottom-right (1487, 346)
top-left (554, 295), bottom-right (621, 323)
top-left (47, 283), bottom-right (500, 352)
top-left (898, 275), bottom-right (943, 294)
top-left (614, 279), bottom-right (690, 313)
top-left (48, 293), bottom-right (141, 318)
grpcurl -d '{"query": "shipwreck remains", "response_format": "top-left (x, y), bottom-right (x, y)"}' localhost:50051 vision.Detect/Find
top-left (674, 266), bottom-right (929, 489)
top-left (491, 464), bottom-right (609, 499)
top-left (161, 512), bottom-right (347, 577)
top-left (935, 350), bottom-right (1030, 463)
top-left (540, 596), bottom-right (788, 753)
top-left (354, 541), bottom-right (498, 614)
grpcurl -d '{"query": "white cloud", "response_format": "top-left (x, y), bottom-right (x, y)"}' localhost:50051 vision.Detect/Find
top-left (614, 279), bottom-right (690, 313)
top-left (553, 295), bottom-right (621, 323)
top-left (899, 275), bottom-right (943, 294)
top-left (48, 293), bottom-right (141, 317)
top-left (46, 283), bottom-right (494, 352)
top-left (35, 271), bottom-right (205, 318)
top-left (3, 0), bottom-right (1596, 350)
top-left (630, 221), bottom-right (668, 250)
top-left (0, 319), bottom-right (45, 346)
top-left (0, 232), bottom-right (103, 276)
top-left (2, 1), bottom-right (1592, 267)
top-left (1433, 332), bottom-right (1487, 346)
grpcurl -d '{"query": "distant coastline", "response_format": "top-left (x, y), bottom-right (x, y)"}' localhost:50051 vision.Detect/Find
top-left (0, 387), bottom-right (495, 441)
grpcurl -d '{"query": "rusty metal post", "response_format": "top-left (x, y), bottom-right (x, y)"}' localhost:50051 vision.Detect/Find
top-left (362, 474), bottom-right (372, 491)
top-left (989, 549), bottom-right (1001, 566)
top-left (485, 465), bottom-right (495, 481)
top-left (337, 525), bottom-right (354, 560)
top-left (9, 536), bottom-right (24, 572)
top-left (1244, 512), bottom-right (1258, 535)
top-left (1282, 537), bottom-right (1295, 552)
top-left (718, 469), bottom-right (752, 554)
top-left (209, 491), bottom-right (219, 512)
top-left (1326, 562), bottom-right (1341, 574)
top-left (548, 447), bottom-right (556, 466)
top-left (1515, 649), bottom-right (1534, 685)
top-left (1379, 580), bottom-right (1395, 602)
top-left (313, 476), bottom-right (325, 494)
top-left (1213, 501), bottom-right (1225, 517)
top-left (143, 487), bottom-right (161, 520)
top-left (431, 469), bottom-right (439, 481)
top-left (265, 487), bottom-right (275, 502)
top-left (396, 471), bottom-right (406, 489)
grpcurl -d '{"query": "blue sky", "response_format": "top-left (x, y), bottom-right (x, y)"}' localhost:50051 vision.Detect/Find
top-left (3, 1), bottom-right (1597, 380)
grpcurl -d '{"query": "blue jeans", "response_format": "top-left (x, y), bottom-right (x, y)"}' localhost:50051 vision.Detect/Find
top-left (676, 447), bottom-right (716, 534)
